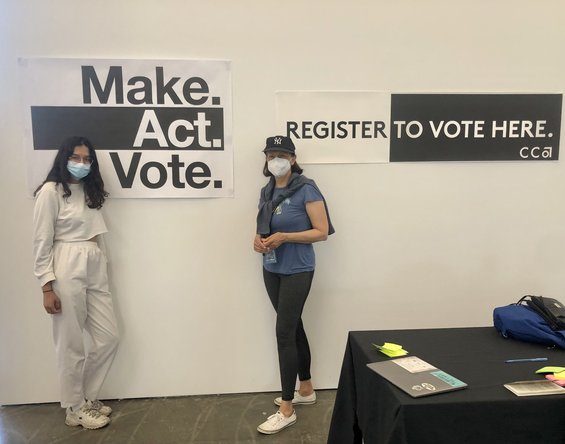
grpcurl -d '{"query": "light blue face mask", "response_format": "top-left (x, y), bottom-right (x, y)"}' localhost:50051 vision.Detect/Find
top-left (67, 161), bottom-right (91, 180)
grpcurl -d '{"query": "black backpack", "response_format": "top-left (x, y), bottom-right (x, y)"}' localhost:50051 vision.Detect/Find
top-left (518, 295), bottom-right (565, 331)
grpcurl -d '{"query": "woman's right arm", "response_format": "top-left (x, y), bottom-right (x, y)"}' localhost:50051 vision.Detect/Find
top-left (254, 189), bottom-right (269, 254)
top-left (33, 184), bottom-right (61, 314)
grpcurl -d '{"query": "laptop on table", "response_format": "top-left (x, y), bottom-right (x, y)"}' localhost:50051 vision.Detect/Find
top-left (367, 356), bottom-right (467, 398)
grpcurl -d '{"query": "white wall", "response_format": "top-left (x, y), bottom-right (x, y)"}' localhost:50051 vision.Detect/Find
top-left (2, 0), bottom-right (565, 404)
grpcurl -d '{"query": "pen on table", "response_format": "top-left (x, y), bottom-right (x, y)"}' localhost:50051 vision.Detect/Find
top-left (504, 357), bottom-right (548, 363)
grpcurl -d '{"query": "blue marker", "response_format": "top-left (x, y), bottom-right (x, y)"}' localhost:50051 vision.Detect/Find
top-left (504, 357), bottom-right (548, 363)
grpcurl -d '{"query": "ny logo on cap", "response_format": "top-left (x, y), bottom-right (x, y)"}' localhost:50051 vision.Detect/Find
top-left (274, 137), bottom-right (282, 145)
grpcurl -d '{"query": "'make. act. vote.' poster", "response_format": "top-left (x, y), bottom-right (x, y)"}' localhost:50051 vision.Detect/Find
top-left (20, 58), bottom-right (233, 198)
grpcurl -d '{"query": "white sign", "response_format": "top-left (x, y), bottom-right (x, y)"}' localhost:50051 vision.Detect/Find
top-left (276, 91), bottom-right (391, 164)
top-left (20, 58), bottom-right (233, 198)
top-left (276, 91), bottom-right (562, 163)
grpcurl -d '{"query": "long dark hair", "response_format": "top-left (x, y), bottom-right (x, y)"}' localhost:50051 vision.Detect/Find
top-left (34, 136), bottom-right (108, 209)
top-left (262, 155), bottom-right (303, 177)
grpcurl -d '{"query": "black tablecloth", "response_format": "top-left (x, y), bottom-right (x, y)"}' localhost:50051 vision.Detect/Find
top-left (328, 327), bottom-right (565, 444)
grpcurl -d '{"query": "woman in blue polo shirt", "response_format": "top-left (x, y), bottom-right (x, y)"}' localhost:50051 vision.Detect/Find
top-left (254, 135), bottom-right (334, 435)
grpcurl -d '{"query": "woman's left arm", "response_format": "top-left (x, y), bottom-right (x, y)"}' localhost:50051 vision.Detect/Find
top-left (262, 201), bottom-right (329, 249)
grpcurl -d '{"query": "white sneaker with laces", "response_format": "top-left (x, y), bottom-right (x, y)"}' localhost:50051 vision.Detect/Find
top-left (274, 390), bottom-right (316, 406)
top-left (257, 410), bottom-right (297, 434)
top-left (86, 399), bottom-right (112, 416)
top-left (65, 405), bottom-right (110, 429)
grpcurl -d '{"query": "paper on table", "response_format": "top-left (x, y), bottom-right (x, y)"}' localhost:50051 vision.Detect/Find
top-left (504, 380), bottom-right (565, 396)
top-left (372, 342), bottom-right (408, 358)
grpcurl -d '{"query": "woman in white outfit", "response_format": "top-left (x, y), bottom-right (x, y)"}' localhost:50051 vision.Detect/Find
top-left (33, 136), bottom-right (119, 430)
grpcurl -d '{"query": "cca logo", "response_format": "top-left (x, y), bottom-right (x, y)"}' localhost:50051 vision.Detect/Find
top-left (520, 146), bottom-right (553, 159)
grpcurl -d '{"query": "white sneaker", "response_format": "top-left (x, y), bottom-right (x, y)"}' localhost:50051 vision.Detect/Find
top-left (274, 390), bottom-right (316, 406)
top-left (86, 399), bottom-right (112, 416)
top-left (65, 405), bottom-right (110, 429)
top-left (257, 410), bottom-right (297, 434)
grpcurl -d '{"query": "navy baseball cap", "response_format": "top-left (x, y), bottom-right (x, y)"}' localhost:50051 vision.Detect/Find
top-left (263, 135), bottom-right (296, 154)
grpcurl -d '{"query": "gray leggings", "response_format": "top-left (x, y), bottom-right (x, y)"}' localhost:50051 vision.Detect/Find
top-left (263, 268), bottom-right (314, 401)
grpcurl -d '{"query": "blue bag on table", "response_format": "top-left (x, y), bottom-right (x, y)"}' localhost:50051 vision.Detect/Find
top-left (493, 296), bottom-right (565, 349)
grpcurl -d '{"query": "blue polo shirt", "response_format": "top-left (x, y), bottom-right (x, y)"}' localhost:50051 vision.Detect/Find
top-left (262, 184), bottom-right (323, 275)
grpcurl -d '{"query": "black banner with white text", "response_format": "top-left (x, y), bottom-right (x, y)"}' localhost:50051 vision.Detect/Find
top-left (390, 94), bottom-right (561, 162)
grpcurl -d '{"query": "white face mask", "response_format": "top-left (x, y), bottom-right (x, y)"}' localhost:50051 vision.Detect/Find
top-left (267, 157), bottom-right (291, 178)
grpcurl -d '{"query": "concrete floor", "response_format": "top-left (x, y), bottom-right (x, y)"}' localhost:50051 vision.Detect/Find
top-left (0, 390), bottom-right (336, 444)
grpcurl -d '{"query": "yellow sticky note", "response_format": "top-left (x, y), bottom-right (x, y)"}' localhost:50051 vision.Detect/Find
top-left (382, 343), bottom-right (403, 351)
top-left (536, 366), bottom-right (565, 374)
top-left (382, 348), bottom-right (408, 357)
top-left (373, 342), bottom-right (408, 357)
top-left (554, 371), bottom-right (565, 380)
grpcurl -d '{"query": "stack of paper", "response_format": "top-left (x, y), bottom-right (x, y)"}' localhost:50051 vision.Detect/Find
top-left (372, 342), bottom-right (408, 358)
top-left (504, 380), bottom-right (565, 396)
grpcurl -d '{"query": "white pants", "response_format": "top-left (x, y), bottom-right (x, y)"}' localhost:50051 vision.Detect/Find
top-left (51, 241), bottom-right (119, 409)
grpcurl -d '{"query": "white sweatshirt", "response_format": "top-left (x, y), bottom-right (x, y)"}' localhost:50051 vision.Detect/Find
top-left (33, 182), bottom-right (108, 286)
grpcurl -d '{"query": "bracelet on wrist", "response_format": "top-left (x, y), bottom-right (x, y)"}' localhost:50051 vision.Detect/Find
top-left (42, 289), bottom-right (53, 293)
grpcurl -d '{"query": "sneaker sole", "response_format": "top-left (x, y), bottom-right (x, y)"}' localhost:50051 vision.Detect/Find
top-left (65, 418), bottom-right (111, 429)
top-left (257, 418), bottom-right (297, 434)
top-left (274, 398), bottom-right (316, 406)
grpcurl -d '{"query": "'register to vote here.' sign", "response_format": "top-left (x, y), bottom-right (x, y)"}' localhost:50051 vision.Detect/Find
top-left (20, 58), bottom-right (233, 198)
top-left (276, 92), bottom-right (562, 163)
